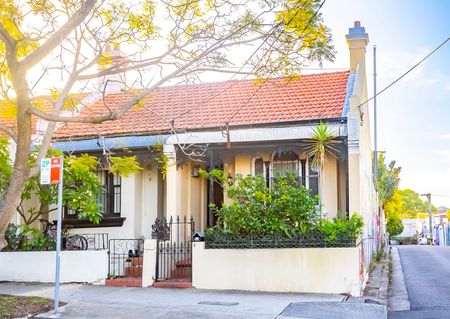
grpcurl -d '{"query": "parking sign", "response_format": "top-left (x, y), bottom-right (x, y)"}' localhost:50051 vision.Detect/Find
top-left (40, 158), bottom-right (51, 185)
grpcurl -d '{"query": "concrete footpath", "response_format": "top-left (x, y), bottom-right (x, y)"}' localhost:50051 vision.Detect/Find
top-left (0, 282), bottom-right (387, 319)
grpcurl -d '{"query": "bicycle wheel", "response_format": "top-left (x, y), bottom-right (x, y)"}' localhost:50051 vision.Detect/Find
top-left (65, 235), bottom-right (89, 250)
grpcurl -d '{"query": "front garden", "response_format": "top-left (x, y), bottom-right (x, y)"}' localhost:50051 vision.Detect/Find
top-left (203, 172), bottom-right (364, 249)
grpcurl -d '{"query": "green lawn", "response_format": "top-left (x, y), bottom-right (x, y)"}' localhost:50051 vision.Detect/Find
top-left (0, 294), bottom-right (55, 318)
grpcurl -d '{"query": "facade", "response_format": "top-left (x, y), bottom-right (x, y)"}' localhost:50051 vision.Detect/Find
top-left (1, 22), bottom-right (380, 293)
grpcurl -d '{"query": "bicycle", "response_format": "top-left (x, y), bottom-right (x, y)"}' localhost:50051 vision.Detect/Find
top-left (39, 219), bottom-right (89, 250)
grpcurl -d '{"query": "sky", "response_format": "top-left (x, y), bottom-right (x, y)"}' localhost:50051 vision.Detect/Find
top-left (317, 0), bottom-right (450, 208)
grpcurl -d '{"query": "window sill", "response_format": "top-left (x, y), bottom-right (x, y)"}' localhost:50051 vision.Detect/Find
top-left (57, 217), bottom-right (126, 228)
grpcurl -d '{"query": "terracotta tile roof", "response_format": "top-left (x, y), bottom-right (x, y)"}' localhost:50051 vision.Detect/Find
top-left (52, 71), bottom-right (350, 139)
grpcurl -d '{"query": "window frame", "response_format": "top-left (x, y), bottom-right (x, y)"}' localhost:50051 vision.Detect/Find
top-left (63, 170), bottom-right (124, 228)
top-left (251, 151), bottom-right (320, 197)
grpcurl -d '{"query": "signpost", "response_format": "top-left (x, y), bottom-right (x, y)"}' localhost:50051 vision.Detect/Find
top-left (40, 157), bottom-right (64, 313)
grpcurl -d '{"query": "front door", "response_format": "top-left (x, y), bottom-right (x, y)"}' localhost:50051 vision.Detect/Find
top-left (207, 165), bottom-right (224, 227)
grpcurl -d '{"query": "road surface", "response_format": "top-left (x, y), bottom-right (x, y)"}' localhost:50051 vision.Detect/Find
top-left (389, 245), bottom-right (450, 319)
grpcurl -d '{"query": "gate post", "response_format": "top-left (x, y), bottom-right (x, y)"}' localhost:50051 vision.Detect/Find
top-left (142, 239), bottom-right (158, 287)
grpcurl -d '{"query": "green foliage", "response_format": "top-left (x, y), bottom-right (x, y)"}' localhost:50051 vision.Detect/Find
top-left (198, 168), bottom-right (227, 185)
top-left (209, 173), bottom-right (319, 237)
top-left (0, 138), bottom-right (12, 194)
top-left (19, 225), bottom-right (55, 251)
top-left (386, 214), bottom-right (404, 237)
top-left (305, 121), bottom-right (337, 209)
top-left (108, 156), bottom-right (142, 177)
top-left (306, 121), bottom-right (337, 169)
top-left (19, 152), bottom-right (103, 225)
top-left (384, 189), bottom-right (428, 220)
top-left (2, 223), bottom-right (55, 251)
top-left (318, 214), bottom-right (364, 245)
top-left (398, 189), bottom-right (428, 218)
top-left (149, 143), bottom-right (170, 180)
top-left (377, 153), bottom-right (401, 207)
top-left (3, 223), bottom-right (24, 251)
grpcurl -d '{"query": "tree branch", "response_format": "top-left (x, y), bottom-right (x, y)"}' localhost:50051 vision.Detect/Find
top-left (28, 107), bottom-right (114, 123)
top-left (0, 123), bottom-right (17, 143)
top-left (0, 23), bottom-right (16, 49)
top-left (20, 0), bottom-right (97, 70)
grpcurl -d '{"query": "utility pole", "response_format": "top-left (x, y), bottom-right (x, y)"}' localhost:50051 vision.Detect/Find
top-left (421, 193), bottom-right (433, 245)
top-left (373, 45), bottom-right (378, 182)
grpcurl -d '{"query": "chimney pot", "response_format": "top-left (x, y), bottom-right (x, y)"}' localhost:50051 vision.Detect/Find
top-left (354, 21), bottom-right (361, 28)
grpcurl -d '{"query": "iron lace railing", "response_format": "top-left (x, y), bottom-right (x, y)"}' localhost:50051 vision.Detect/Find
top-left (71, 233), bottom-right (109, 250)
top-left (205, 231), bottom-right (358, 249)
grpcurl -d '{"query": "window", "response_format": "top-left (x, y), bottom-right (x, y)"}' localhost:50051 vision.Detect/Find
top-left (270, 151), bottom-right (300, 186)
top-left (254, 157), bottom-right (264, 176)
top-left (307, 158), bottom-right (319, 197)
top-left (96, 171), bottom-right (121, 217)
top-left (64, 170), bottom-right (122, 221)
top-left (252, 151), bottom-right (319, 197)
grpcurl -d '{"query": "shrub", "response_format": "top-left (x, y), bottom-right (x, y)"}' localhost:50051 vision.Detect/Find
top-left (210, 173), bottom-right (319, 237)
top-left (2, 223), bottom-right (55, 251)
top-left (202, 172), bottom-right (364, 248)
top-left (318, 214), bottom-right (364, 246)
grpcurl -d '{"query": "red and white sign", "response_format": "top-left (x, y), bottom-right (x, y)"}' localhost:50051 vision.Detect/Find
top-left (50, 157), bottom-right (62, 184)
top-left (40, 157), bottom-right (63, 185)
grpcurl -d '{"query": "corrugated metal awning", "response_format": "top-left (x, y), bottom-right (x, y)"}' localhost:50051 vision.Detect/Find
top-left (166, 123), bottom-right (347, 145)
top-left (53, 135), bottom-right (169, 152)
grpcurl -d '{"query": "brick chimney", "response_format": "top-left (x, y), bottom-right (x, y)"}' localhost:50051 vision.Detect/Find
top-left (345, 21), bottom-right (369, 72)
top-left (98, 43), bottom-right (129, 93)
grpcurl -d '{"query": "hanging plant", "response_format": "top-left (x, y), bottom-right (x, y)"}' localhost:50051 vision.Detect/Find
top-left (148, 142), bottom-right (171, 180)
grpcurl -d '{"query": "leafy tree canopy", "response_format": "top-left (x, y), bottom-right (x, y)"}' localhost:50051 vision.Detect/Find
top-left (377, 153), bottom-right (401, 207)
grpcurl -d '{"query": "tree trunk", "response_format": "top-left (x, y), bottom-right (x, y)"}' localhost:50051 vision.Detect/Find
top-left (0, 67), bottom-right (32, 234)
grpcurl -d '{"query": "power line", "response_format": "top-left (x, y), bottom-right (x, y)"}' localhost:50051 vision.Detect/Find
top-left (358, 36), bottom-right (449, 109)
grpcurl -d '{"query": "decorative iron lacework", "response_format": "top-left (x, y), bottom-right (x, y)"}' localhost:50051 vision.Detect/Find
top-left (151, 217), bottom-right (171, 241)
top-left (205, 231), bottom-right (357, 249)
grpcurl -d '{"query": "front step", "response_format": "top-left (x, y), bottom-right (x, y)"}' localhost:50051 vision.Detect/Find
top-left (106, 277), bottom-right (142, 287)
top-left (153, 279), bottom-right (192, 288)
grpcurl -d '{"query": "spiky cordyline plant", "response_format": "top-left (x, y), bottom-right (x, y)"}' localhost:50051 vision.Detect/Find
top-left (305, 121), bottom-right (339, 214)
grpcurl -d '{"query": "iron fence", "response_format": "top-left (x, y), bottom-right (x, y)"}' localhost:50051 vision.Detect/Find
top-left (108, 239), bottom-right (144, 278)
top-left (151, 216), bottom-right (194, 281)
top-left (70, 233), bottom-right (108, 250)
top-left (205, 231), bottom-right (358, 249)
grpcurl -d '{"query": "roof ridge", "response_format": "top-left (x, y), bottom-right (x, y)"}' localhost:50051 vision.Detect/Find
top-left (102, 70), bottom-right (351, 96)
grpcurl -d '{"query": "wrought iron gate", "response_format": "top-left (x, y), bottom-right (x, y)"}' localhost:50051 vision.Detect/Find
top-left (151, 216), bottom-right (194, 281)
top-left (108, 239), bottom-right (144, 278)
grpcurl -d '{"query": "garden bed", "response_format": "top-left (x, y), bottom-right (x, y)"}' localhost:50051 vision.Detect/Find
top-left (0, 294), bottom-right (64, 318)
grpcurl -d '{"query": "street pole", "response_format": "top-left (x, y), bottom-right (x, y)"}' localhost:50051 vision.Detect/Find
top-left (373, 45), bottom-right (378, 182)
top-left (53, 156), bottom-right (64, 312)
top-left (421, 193), bottom-right (433, 245)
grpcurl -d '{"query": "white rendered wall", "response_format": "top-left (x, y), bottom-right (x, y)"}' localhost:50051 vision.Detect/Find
top-left (192, 242), bottom-right (361, 296)
top-left (0, 250), bottom-right (108, 283)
